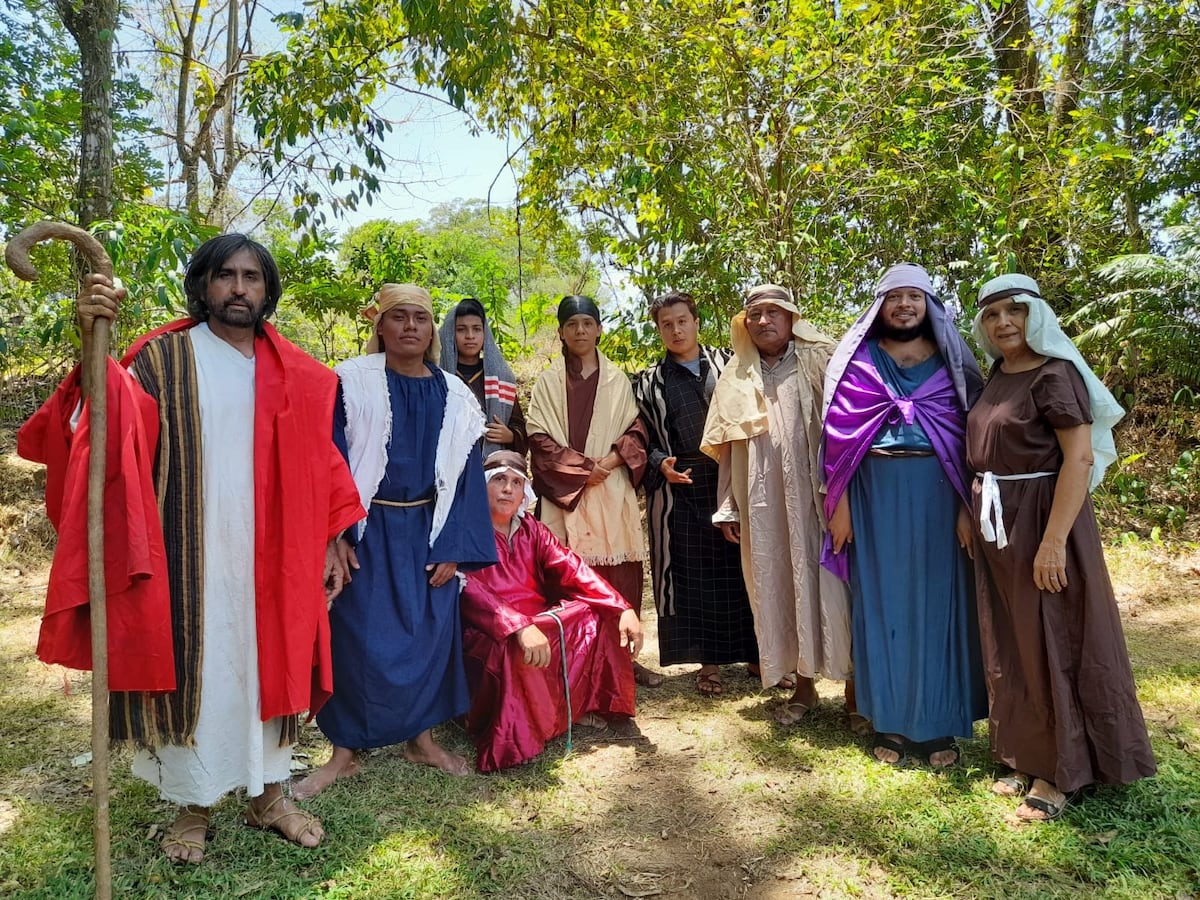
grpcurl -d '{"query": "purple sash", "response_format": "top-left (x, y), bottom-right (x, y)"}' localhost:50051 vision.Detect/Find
top-left (821, 342), bottom-right (969, 580)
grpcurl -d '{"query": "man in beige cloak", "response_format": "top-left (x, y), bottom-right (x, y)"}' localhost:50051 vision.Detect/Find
top-left (701, 284), bottom-right (854, 725)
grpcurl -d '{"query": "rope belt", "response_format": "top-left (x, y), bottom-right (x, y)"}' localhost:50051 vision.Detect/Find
top-left (540, 608), bottom-right (573, 755)
top-left (977, 470), bottom-right (1056, 549)
top-left (371, 496), bottom-right (433, 508)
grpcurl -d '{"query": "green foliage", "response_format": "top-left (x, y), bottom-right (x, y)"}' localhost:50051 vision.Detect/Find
top-left (1075, 224), bottom-right (1200, 390)
top-left (339, 219), bottom-right (430, 287)
top-left (245, 0), bottom-right (1200, 377)
top-left (1097, 449), bottom-right (1199, 536)
top-left (0, 0), bottom-right (159, 231)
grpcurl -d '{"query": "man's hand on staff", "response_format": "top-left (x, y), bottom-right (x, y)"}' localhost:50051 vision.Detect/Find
top-left (78, 273), bottom-right (124, 332)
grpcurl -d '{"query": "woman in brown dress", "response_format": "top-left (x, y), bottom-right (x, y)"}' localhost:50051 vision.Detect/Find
top-left (967, 273), bottom-right (1155, 822)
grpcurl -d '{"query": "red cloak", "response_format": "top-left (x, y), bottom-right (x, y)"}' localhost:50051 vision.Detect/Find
top-left (18, 319), bottom-right (365, 718)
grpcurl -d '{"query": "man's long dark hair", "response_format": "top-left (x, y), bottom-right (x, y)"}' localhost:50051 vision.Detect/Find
top-left (184, 234), bottom-right (282, 332)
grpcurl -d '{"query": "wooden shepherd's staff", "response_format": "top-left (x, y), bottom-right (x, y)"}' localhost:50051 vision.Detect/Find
top-left (6, 222), bottom-right (114, 900)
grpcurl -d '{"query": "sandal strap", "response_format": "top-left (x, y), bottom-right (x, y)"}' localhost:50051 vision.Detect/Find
top-left (162, 836), bottom-right (206, 851)
top-left (247, 796), bottom-right (320, 841)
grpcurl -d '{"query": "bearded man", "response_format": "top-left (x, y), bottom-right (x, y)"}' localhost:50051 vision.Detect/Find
top-left (822, 263), bottom-right (987, 766)
top-left (20, 234), bottom-right (365, 862)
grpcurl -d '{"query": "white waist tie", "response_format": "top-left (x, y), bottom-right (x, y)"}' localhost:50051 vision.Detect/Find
top-left (977, 470), bottom-right (1056, 549)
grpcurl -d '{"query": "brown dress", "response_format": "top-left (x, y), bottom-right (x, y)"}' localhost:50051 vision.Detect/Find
top-left (967, 358), bottom-right (1155, 792)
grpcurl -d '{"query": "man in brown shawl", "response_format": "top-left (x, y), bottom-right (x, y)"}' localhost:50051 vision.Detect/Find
top-left (526, 295), bottom-right (659, 686)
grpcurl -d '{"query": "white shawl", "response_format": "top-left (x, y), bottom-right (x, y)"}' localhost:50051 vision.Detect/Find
top-left (335, 353), bottom-right (485, 543)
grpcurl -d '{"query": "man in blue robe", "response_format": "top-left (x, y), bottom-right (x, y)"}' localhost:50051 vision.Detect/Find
top-left (296, 283), bottom-right (497, 795)
top-left (821, 263), bottom-right (987, 766)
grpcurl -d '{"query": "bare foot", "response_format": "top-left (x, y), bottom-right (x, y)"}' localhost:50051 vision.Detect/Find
top-left (162, 805), bottom-right (209, 864)
top-left (633, 662), bottom-right (664, 687)
top-left (403, 729), bottom-right (471, 776)
top-left (245, 784), bottom-right (324, 848)
top-left (293, 746), bottom-right (360, 800)
top-left (576, 712), bottom-right (609, 730)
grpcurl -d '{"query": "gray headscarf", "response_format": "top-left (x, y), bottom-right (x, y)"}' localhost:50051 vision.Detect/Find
top-left (438, 298), bottom-right (518, 457)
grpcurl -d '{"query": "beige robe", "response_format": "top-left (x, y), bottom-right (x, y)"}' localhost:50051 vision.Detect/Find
top-left (703, 312), bottom-right (851, 687)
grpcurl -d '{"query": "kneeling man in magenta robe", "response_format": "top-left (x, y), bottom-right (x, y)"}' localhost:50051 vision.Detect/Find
top-left (461, 450), bottom-right (643, 772)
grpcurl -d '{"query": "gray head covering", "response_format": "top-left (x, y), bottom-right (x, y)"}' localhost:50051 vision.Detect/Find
top-left (822, 263), bottom-right (983, 416)
top-left (437, 298), bottom-right (519, 457)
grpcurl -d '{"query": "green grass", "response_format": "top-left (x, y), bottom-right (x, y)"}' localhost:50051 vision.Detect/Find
top-left (3, 544), bottom-right (1200, 898)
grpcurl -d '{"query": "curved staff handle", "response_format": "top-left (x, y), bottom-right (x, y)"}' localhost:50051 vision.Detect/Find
top-left (6, 220), bottom-right (114, 900)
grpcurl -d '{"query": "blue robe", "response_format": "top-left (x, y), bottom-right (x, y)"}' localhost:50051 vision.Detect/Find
top-left (847, 342), bottom-right (986, 742)
top-left (317, 367), bottom-right (496, 749)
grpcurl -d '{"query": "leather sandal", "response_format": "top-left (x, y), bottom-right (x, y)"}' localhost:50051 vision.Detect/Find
top-left (244, 794), bottom-right (323, 847)
top-left (871, 734), bottom-right (909, 766)
top-left (991, 772), bottom-right (1032, 797)
top-left (162, 805), bottom-right (210, 864)
top-left (695, 667), bottom-right (723, 696)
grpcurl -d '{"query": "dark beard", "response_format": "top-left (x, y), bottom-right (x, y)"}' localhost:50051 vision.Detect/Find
top-left (210, 300), bottom-right (264, 329)
top-left (880, 323), bottom-right (924, 342)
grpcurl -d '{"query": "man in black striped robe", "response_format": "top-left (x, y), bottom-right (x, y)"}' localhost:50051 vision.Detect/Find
top-left (633, 291), bottom-right (758, 696)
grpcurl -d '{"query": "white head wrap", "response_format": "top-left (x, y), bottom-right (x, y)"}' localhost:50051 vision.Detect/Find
top-left (482, 453), bottom-right (536, 519)
top-left (973, 273), bottom-right (1124, 490)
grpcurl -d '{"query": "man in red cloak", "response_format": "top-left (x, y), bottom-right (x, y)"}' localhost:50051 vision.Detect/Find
top-left (460, 450), bottom-right (643, 772)
top-left (18, 234), bottom-right (364, 863)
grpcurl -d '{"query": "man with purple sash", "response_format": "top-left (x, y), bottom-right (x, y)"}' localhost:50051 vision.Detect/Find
top-left (821, 263), bottom-right (987, 767)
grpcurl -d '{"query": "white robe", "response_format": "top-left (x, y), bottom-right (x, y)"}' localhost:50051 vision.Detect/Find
top-left (131, 323), bottom-right (291, 806)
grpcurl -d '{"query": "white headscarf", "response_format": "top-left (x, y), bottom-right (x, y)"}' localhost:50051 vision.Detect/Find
top-left (972, 273), bottom-right (1124, 490)
top-left (482, 452), bottom-right (536, 518)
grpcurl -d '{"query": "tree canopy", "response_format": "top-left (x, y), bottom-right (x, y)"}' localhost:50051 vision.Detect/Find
top-left (254, 0), bottom-right (1199, 335)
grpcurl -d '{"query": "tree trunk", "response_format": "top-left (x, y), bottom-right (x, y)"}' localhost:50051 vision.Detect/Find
top-left (54, 0), bottom-right (117, 227)
top-left (1051, 0), bottom-right (1100, 132)
top-left (987, 0), bottom-right (1045, 130)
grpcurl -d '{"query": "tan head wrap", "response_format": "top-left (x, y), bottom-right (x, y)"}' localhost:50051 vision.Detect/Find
top-left (362, 283), bottom-right (439, 363)
top-left (701, 282), bottom-right (836, 459)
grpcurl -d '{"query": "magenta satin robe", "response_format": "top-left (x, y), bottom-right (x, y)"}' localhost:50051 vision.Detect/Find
top-left (460, 516), bottom-right (637, 773)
